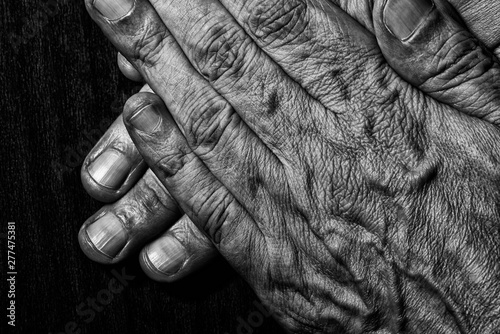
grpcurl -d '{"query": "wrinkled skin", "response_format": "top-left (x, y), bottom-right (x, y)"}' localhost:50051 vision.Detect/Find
top-left (85, 0), bottom-right (500, 332)
top-left (79, 0), bottom-right (500, 285)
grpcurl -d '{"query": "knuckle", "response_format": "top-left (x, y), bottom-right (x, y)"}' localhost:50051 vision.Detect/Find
top-left (112, 175), bottom-right (171, 229)
top-left (133, 172), bottom-right (177, 216)
top-left (129, 24), bottom-right (170, 68)
top-left (169, 215), bottom-right (211, 247)
top-left (124, 92), bottom-right (158, 117)
top-left (186, 99), bottom-right (238, 156)
top-left (154, 146), bottom-right (191, 179)
top-left (197, 192), bottom-right (238, 245)
top-left (247, 0), bottom-right (308, 47)
top-left (313, 45), bottom-right (384, 105)
top-left (429, 32), bottom-right (495, 88)
top-left (190, 21), bottom-right (251, 82)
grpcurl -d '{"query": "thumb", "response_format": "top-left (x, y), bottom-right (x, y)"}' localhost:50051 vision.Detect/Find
top-left (373, 0), bottom-right (500, 125)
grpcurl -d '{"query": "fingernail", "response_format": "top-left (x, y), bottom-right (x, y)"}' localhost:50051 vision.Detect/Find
top-left (88, 150), bottom-right (131, 189)
top-left (146, 237), bottom-right (186, 275)
top-left (384, 0), bottom-right (434, 40)
top-left (86, 212), bottom-right (127, 258)
top-left (93, 0), bottom-right (135, 20)
top-left (128, 105), bottom-right (162, 133)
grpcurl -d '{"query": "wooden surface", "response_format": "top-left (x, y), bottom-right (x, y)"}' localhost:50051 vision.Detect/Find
top-left (0, 1), bottom-right (286, 333)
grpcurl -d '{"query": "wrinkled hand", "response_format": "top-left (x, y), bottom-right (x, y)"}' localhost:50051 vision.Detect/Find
top-left (79, 0), bottom-right (500, 286)
top-left (85, 0), bottom-right (500, 331)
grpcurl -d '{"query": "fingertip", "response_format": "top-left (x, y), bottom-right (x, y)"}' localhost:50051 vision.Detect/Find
top-left (117, 53), bottom-right (143, 82)
top-left (81, 165), bottom-right (119, 203)
top-left (139, 237), bottom-right (187, 283)
top-left (123, 92), bottom-right (171, 141)
top-left (81, 157), bottom-right (148, 203)
top-left (373, 0), bottom-right (462, 85)
top-left (80, 118), bottom-right (148, 203)
top-left (374, 0), bottom-right (500, 122)
top-left (139, 222), bottom-right (218, 283)
top-left (382, 0), bottom-right (434, 41)
top-left (80, 168), bottom-right (184, 267)
top-left (78, 210), bottom-right (126, 264)
top-left (123, 92), bottom-right (160, 122)
top-left (88, 0), bottom-right (135, 21)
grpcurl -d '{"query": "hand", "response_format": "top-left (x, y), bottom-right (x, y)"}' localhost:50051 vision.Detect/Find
top-left (84, 1), bottom-right (500, 332)
top-left (79, 84), bottom-right (217, 282)
top-left (79, 0), bottom-right (500, 287)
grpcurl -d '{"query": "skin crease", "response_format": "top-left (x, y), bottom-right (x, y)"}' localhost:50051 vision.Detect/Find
top-left (80, 0), bottom-right (500, 282)
top-left (336, 0), bottom-right (500, 54)
top-left (83, 0), bottom-right (500, 333)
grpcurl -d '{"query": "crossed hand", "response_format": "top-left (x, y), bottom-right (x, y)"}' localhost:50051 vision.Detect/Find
top-left (78, 0), bottom-right (500, 331)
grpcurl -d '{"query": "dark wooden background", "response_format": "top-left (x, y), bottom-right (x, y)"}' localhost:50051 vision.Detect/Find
top-left (0, 1), bottom-right (286, 333)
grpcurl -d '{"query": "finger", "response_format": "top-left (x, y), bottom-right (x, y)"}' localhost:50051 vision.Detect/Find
top-left (139, 215), bottom-right (217, 282)
top-left (329, 0), bottom-right (500, 56)
top-left (86, 0), bottom-right (329, 154)
top-left (123, 92), bottom-right (267, 278)
top-left (446, 0), bottom-right (500, 53)
top-left (372, 0), bottom-right (500, 124)
top-left (150, 0), bottom-right (331, 144)
top-left (220, 0), bottom-right (500, 127)
top-left (81, 114), bottom-right (147, 202)
top-left (117, 52), bottom-right (143, 82)
top-left (217, 0), bottom-right (388, 109)
top-left (82, 84), bottom-right (151, 202)
top-left (82, 159), bottom-right (219, 279)
top-left (87, 1), bottom-right (292, 216)
top-left (79, 168), bottom-right (181, 263)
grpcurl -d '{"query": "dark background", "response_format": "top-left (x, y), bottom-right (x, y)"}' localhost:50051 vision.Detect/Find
top-left (0, 1), bottom-right (286, 333)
